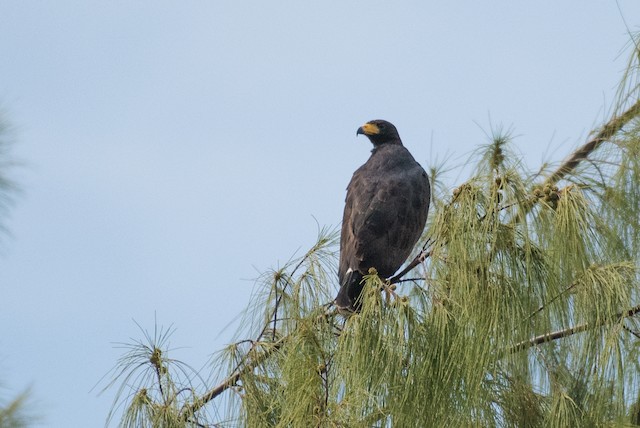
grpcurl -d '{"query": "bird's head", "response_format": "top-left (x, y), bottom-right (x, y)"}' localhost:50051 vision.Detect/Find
top-left (357, 120), bottom-right (402, 147)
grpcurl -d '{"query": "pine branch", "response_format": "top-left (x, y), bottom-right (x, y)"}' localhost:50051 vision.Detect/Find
top-left (508, 303), bottom-right (640, 354)
top-left (513, 99), bottom-right (640, 222)
top-left (544, 99), bottom-right (640, 186)
top-left (180, 232), bottom-right (336, 421)
top-left (180, 338), bottom-right (285, 422)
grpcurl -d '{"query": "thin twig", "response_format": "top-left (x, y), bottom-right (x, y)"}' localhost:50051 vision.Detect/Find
top-left (624, 324), bottom-right (640, 340)
top-left (388, 249), bottom-right (432, 284)
top-left (394, 277), bottom-right (425, 283)
top-left (272, 280), bottom-right (279, 342)
top-left (524, 281), bottom-right (578, 322)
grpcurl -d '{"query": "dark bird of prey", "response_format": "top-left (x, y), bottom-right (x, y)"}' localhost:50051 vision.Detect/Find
top-left (336, 120), bottom-right (430, 312)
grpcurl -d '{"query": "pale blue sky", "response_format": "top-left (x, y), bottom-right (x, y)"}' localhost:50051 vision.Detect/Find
top-left (0, 2), bottom-right (639, 426)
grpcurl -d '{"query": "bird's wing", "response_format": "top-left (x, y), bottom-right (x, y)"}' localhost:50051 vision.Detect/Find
top-left (340, 165), bottom-right (429, 279)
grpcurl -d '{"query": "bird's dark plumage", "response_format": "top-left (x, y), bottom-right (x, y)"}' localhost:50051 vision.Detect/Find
top-left (336, 120), bottom-right (430, 312)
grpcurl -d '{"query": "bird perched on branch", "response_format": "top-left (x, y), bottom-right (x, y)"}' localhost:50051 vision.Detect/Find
top-left (336, 120), bottom-right (430, 312)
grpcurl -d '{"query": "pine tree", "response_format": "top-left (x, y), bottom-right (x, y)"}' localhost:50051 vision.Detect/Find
top-left (105, 36), bottom-right (640, 427)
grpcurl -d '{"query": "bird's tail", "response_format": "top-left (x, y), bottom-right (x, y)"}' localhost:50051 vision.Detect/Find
top-left (335, 269), bottom-right (364, 312)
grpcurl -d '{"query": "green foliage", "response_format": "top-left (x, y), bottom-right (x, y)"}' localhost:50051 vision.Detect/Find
top-left (0, 389), bottom-right (32, 428)
top-left (0, 111), bottom-right (31, 427)
top-left (105, 36), bottom-right (640, 427)
top-left (100, 322), bottom-right (209, 427)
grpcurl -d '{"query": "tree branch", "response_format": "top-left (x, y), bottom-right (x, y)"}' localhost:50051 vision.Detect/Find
top-left (508, 303), bottom-right (640, 354)
top-left (544, 99), bottom-right (640, 187)
top-left (513, 99), bottom-right (640, 223)
top-left (180, 338), bottom-right (285, 422)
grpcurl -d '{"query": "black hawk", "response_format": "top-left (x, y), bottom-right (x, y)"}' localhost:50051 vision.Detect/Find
top-left (336, 120), bottom-right (431, 311)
